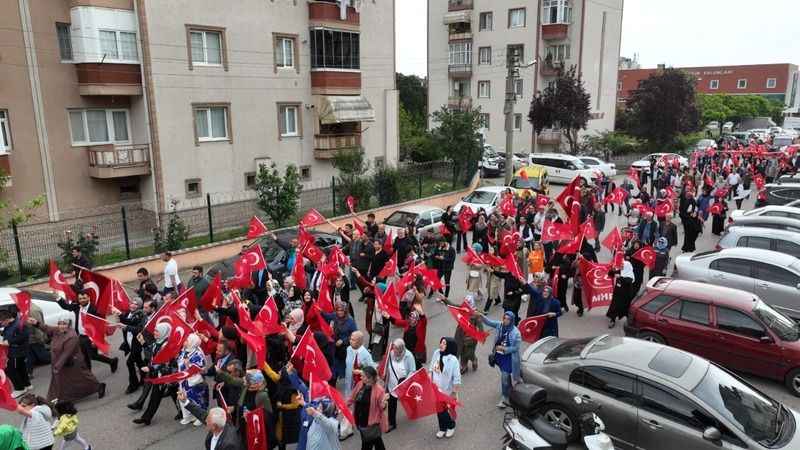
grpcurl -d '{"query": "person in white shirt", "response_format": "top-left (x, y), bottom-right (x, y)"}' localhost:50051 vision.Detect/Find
top-left (429, 337), bottom-right (461, 439)
top-left (384, 339), bottom-right (416, 431)
top-left (160, 252), bottom-right (181, 295)
top-left (726, 171), bottom-right (741, 200)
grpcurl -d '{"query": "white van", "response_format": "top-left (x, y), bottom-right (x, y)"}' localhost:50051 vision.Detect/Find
top-left (529, 153), bottom-right (596, 184)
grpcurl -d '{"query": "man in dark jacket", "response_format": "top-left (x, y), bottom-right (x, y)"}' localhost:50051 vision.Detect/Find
top-left (433, 240), bottom-right (456, 297)
top-left (0, 310), bottom-right (31, 396)
top-left (393, 228), bottom-right (414, 265)
top-left (179, 391), bottom-right (243, 450)
top-left (136, 267), bottom-right (158, 299)
top-left (349, 232), bottom-right (374, 281)
top-left (58, 291), bottom-right (119, 372)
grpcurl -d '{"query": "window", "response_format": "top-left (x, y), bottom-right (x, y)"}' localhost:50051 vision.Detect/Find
top-left (56, 23), bottom-right (72, 61)
top-left (514, 79), bottom-right (523, 97)
top-left (617, 81), bottom-right (622, 92)
top-left (451, 79), bottom-right (470, 97)
top-left (570, 367), bottom-right (637, 404)
top-left (0, 111), bottom-right (11, 153)
top-left (479, 113), bottom-right (490, 130)
top-left (775, 240), bottom-right (800, 259)
top-left (507, 44), bottom-right (524, 63)
top-left (68, 109), bottom-right (130, 145)
top-left (244, 172), bottom-right (256, 190)
top-left (737, 79), bottom-right (747, 89)
top-left (717, 307), bottom-right (766, 339)
top-left (546, 44), bottom-right (571, 62)
top-left (193, 105), bottom-right (230, 143)
top-left (374, 157), bottom-right (385, 168)
top-left (640, 381), bottom-right (709, 431)
top-left (662, 301), bottom-right (681, 319)
top-left (508, 8), bottom-right (526, 28)
top-left (274, 34), bottom-right (298, 71)
top-left (642, 295), bottom-right (674, 314)
top-left (185, 179), bottom-right (202, 199)
top-left (709, 79), bottom-right (719, 90)
top-left (514, 114), bottom-right (522, 131)
top-left (740, 236), bottom-right (772, 250)
top-left (767, 78), bottom-right (777, 89)
top-left (187, 27), bottom-right (225, 69)
top-left (753, 262), bottom-right (800, 287)
top-left (309, 28), bottom-right (360, 70)
top-left (300, 166), bottom-right (311, 180)
top-left (478, 81), bottom-right (491, 98)
top-left (710, 258), bottom-right (753, 278)
top-left (679, 300), bottom-right (710, 325)
top-left (479, 12), bottom-right (493, 31)
top-left (543, 0), bottom-right (572, 24)
top-left (278, 103), bottom-right (301, 138)
top-left (448, 42), bottom-right (472, 66)
top-left (478, 47), bottom-right (492, 65)
top-left (99, 30), bottom-right (137, 62)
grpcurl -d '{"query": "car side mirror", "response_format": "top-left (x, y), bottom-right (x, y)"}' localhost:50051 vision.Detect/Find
top-left (796, 283), bottom-right (800, 290)
top-left (702, 427), bottom-right (721, 442)
top-left (760, 335), bottom-right (774, 344)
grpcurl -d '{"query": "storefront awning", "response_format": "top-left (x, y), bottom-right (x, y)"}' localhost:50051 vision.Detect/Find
top-left (443, 10), bottom-right (471, 24)
top-left (318, 96), bottom-right (375, 125)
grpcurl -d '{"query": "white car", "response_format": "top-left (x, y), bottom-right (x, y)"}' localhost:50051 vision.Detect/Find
top-left (383, 205), bottom-right (445, 239)
top-left (630, 152), bottom-right (688, 174)
top-left (529, 153), bottom-right (597, 184)
top-left (578, 156), bottom-right (617, 177)
top-left (454, 186), bottom-right (511, 216)
top-left (731, 205), bottom-right (800, 222)
top-left (0, 287), bottom-right (73, 326)
top-left (748, 129), bottom-right (769, 140)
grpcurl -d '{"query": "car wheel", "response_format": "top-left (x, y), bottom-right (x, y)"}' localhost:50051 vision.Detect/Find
top-left (785, 368), bottom-right (800, 397)
top-left (638, 331), bottom-right (666, 344)
top-left (541, 402), bottom-right (578, 442)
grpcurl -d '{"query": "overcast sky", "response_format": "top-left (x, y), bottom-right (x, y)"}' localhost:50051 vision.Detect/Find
top-left (396, 0), bottom-right (800, 76)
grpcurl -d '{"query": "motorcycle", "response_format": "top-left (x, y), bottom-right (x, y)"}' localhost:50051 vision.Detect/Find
top-left (502, 384), bottom-right (615, 450)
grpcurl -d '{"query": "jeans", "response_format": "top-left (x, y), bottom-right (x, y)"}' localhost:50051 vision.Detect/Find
top-left (501, 371), bottom-right (513, 399)
top-left (437, 410), bottom-right (456, 431)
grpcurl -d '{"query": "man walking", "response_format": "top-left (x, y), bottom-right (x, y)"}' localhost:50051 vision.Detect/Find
top-left (58, 291), bottom-right (119, 372)
top-left (159, 252), bottom-right (181, 296)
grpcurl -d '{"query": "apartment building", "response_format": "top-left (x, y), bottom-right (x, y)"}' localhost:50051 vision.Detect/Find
top-left (428, 0), bottom-right (623, 154)
top-left (0, 0), bottom-right (397, 226)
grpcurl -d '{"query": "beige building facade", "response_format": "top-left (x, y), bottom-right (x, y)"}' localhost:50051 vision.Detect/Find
top-left (428, 0), bottom-right (623, 153)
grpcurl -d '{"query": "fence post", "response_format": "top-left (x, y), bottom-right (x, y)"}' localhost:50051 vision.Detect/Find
top-left (206, 193), bottom-right (214, 243)
top-left (452, 165), bottom-right (458, 190)
top-left (418, 172), bottom-right (423, 198)
top-left (330, 176), bottom-right (336, 215)
top-left (11, 221), bottom-right (23, 277)
top-left (121, 207), bottom-right (131, 260)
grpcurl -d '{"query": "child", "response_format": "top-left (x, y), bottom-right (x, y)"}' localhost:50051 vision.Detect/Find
top-left (53, 401), bottom-right (91, 450)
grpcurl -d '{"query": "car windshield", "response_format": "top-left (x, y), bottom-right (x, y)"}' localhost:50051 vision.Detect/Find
top-left (753, 300), bottom-right (800, 341)
top-left (463, 190), bottom-right (496, 205)
top-left (544, 337), bottom-right (593, 361)
top-left (692, 366), bottom-right (781, 445)
top-left (511, 177), bottom-right (541, 190)
top-left (572, 159), bottom-right (587, 169)
top-left (385, 211), bottom-right (418, 227)
top-left (580, 158), bottom-right (598, 166)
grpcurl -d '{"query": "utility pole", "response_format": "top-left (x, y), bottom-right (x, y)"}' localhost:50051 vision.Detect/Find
top-left (503, 49), bottom-right (520, 186)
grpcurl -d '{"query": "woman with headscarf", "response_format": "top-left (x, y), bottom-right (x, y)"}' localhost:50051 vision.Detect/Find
top-left (383, 339), bottom-right (415, 432)
top-left (627, 240), bottom-right (646, 295)
top-left (711, 194), bottom-right (729, 235)
top-left (214, 368), bottom-right (274, 446)
top-left (428, 337), bottom-right (460, 438)
top-left (525, 284), bottom-right (561, 337)
top-left (682, 210), bottom-right (703, 253)
top-left (480, 311), bottom-right (521, 409)
top-left (386, 297), bottom-right (427, 370)
top-left (332, 302), bottom-right (358, 385)
top-left (284, 308), bottom-right (307, 345)
top-left (0, 425), bottom-right (28, 450)
top-left (441, 295), bottom-right (483, 374)
top-left (606, 260), bottom-right (635, 328)
top-left (28, 316), bottom-right (104, 403)
top-left (133, 322), bottom-right (180, 426)
top-left (651, 237), bottom-right (670, 279)
top-left (177, 333), bottom-right (209, 426)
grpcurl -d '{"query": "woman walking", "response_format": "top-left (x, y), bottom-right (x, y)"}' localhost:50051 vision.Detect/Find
top-left (607, 260), bottom-right (635, 328)
top-left (429, 337), bottom-right (460, 439)
top-left (348, 366), bottom-right (389, 450)
top-left (178, 334), bottom-right (209, 426)
top-left (383, 339), bottom-right (415, 431)
top-left (480, 312), bottom-right (521, 408)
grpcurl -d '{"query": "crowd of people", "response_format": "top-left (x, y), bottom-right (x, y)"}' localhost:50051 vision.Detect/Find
top-left (0, 140), bottom-right (798, 450)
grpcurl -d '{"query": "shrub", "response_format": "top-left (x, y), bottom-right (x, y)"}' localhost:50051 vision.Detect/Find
top-left (333, 149), bottom-right (373, 213)
top-left (373, 166), bottom-right (403, 206)
top-left (153, 212), bottom-right (189, 253)
top-left (57, 231), bottom-right (100, 269)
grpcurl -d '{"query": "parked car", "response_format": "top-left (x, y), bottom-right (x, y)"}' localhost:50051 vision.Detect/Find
top-left (578, 156), bottom-right (617, 177)
top-left (704, 121), bottom-right (719, 132)
top-left (383, 205), bottom-right (444, 238)
top-left (695, 138), bottom-right (718, 151)
top-left (480, 147), bottom-right (505, 177)
top-left (729, 215), bottom-right (800, 233)
top-left (718, 226), bottom-right (800, 259)
top-left (776, 173), bottom-right (800, 184)
top-left (512, 152), bottom-right (530, 170)
top-left (630, 152), bottom-right (688, 174)
top-left (510, 165), bottom-right (550, 198)
top-left (0, 288), bottom-right (73, 326)
top-left (454, 186), bottom-right (510, 216)
top-left (764, 183), bottom-right (800, 206)
top-left (625, 277), bottom-right (800, 395)
top-left (522, 334), bottom-right (800, 448)
top-left (748, 128), bottom-right (770, 141)
top-left (213, 228), bottom-right (341, 280)
top-left (674, 247), bottom-right (800, 319)
top-left (722, 121), bottom-right (734, 133)
top-left (731, 205), bottom-right (800, 222)
top-left (529, 153), bottom-right (596, 184)
top-left (773, 135), bottom-right (797, 150)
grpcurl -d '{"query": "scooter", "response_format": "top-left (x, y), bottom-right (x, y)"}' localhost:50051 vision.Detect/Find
top-left (502, 384), bottom-right (615, 450)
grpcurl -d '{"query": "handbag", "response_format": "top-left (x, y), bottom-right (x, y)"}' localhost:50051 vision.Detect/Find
top-left (359, 424), bottom-right (381, 443)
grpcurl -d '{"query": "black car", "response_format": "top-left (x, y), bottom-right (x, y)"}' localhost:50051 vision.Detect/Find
top-left (212, 228), bottom-right (341, 280)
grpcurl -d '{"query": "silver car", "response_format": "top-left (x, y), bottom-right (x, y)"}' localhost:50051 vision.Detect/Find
top-left (718, 226), bottom-right (800, 259)
top-left (674, 248), bottom-right (800, 319)
top-left (731, 205), bottom-right (800, 223)
top-left (729, 215), bottom-right (800, 233)
top-left (522, 335), bottom-right (800, 450)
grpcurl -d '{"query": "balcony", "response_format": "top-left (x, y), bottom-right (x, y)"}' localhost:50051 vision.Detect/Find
top-left (308, 1), bottom-right (359, 27)
top-left (448, 63), bottom-right (472, 78)
top-left (542, 23), bottom-right (569, 41)
top-left (314, 133), bottom-right (362, 160)
top-left (76, 63), bottom-right (142, 96)
top-left (448, 96), bottom-right (472, 110)
top-left (449, 32), bottom-right (472, 41)
top-left (540, 60), bottom-right (564, 77)
top-left (537, 130), bottom-right (562, 145)
top-left (311, 71), bottom-right (361, 95)
top-left (448, 0), bottom-right (473, 11)
top-left (87, 144), bottom-right (150, 178)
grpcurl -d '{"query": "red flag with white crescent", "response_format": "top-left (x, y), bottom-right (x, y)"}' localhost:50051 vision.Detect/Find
top-left (299, 209), bottom-right (326, 227)
top-left (446, 305), bottom-right (488, 343)
top-left (49, 260), bottom-right (76, 301)
top-left (613, 250), bottom-right (625, 270)
top-left (557, 234), bottom-right (582, 255)
top-left (504, 251), bottom-right (525, 282)
top-left (346, 195), bottom-right (357, 214)
top-left (499, 230), bottom-right (521, 256)
top-left (80, 312), bottom-right (113, 355)
top-left (244, 407), bottom-right (268, 450)
top-left (541, 220), bottom-right (572, 243)
top-left (376, 283), bottom-right (403, 322)
top-left (302, 244), bottom-right (325, 265)
top-left (601, 227), bottom-right (623, 251)
top-left (292, 254), bottom-right (307, 290)
top-left (353, 218), bottom-right (366, 235)
top-left (311, 379), bottom-right (357, 426)
top-left (291, 328), bottom-right (332, 382)
top-left (633, 245), bottom-right (657, 269)
top-left (78, 270), bottom-right (113, 317)
top-left (578, 258), bottom-right (614, 310)
top-left (236, 324), bottom-right (267, 369)
top-left (240, 245), bottom-right (268, 272)
top-left (199, 273), bottom-right (222, 311)
top-left (462, 246), bottom-right (485, 266)
top-left (152, 313), bottom-right (192, 364)
top-left (227, 259), bottom-right (254, 290)
top-left (253, 297), bottom-right (285, 336)
top-left (246, 216), bottom-right (269, 239)
top-left (149, 365), bottom-right (202, 385)
top-left (535, 194), bottom-right (550, 210)
top-left (579, 219), bottom-right (598, 240)
top-left (379, 252), bottom-right (398, 279)
top-left (499, 194), bottom-right (517, 217)
top-left (604, 187), bottom-right (628, 205)
top-left (10, 291), bottom-right (30, 329)
top-left (393, 368), bottom-right (439, 420)
top-left (457, 207), bottom-right (475, 232)
top-left (383, 231), bottom-right (394, 254)
top-left (109, 280), bottom-right (131, 313)
top-left (556, 177), bottom-right (581, 213)
top-left (317, 281), bottom-right (335, 314)
top-left (0, 370), bottom-right (19, 411)
top-left (518, 315), bottom-right (549, 343)
top-left (655, 200), bottom-right (673, 218)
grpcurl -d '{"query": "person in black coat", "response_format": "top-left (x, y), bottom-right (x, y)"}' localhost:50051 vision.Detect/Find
top-left (116, 298), bottom-right (150, 394)
top-left (433, 240), bottom-right (456, 297)
top-left (57, 291), bottom-right (118, 372)
top-left (627, 240), bottom-right (646, 296)
top-left (0, 311), bottom-right (30, 394)
top-left (132, 322), bottom-right (180, 426)
top-left (393, 229), bottom-right (414, 266)
top-left (494, 269), bottom-right (524, 324)
top-left (368, 240), bottom-right (390, 282)
top-left (681, 211), bottom-right (703, 253)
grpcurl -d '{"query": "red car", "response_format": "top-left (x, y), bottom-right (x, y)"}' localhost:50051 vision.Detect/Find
top-left (625, 277), bottom-right (800, 396)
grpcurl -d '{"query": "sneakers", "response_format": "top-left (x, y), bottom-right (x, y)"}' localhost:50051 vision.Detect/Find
top-left (192, 419), bottom-right (202, 427)
top-left (179, 418), bottom-right (193, 425)
top-left (435, 431), bottom-right (445, 439)
top-left (445, 429), bottom-right (455, 438)
top-left (497, 400), bottom-right (507, 409)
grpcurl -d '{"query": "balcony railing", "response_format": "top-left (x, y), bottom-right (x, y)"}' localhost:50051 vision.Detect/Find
top-left (448, 32), bottom-right (472, 41)
top-left (76, 63), bottom-right (142, 96)
top-left (314, 133), bottom-right (362, 159)
top-left (448, 0), bottom-right (473, 11)
top-left (542, 23), bottom-right (569, 41)
top-left (540, 60), bottom-right (564, 77)
top-left (87, 144), bottom-right (151, 178)
top-left (537, 130), bottom-right (562, 145)
top-left (448, 63), bottom-right (472, 78)
top-left (308, 1), bottom-right (360, 25)
top-left (448, 96), bottom-right (472, 110)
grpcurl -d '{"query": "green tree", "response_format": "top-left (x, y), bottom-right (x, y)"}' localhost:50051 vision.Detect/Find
top-left (400, 105), bottom-right (438, 162)
top-left (332, 149), bottom-right (372, 213)
top-left (255, 162), bottom-right (303, 227)
top-left (396, 73), bottom-right (427, 128)
top-left (625, 68), bottom-right (700, 148)
top-left (430, 106), bottom-right (483, 186)
top-left (584, 131), bottom-right (641, 160)
top-left (153, 209), bottom-right (190, 253)
top-left (0, 170), bottom-right (45, 268)
top-left (697, 94), bottom-right (786, 128)
top-left (528, 66), bottom-right (591, 154)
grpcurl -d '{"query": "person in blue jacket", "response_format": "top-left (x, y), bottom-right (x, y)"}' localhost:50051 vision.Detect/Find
top-left (480, 311), bottom-right (521, 409)
top-left (523, 283), bottom-right (562, 338)
top-left (285, 363), bottom-right (341, 450)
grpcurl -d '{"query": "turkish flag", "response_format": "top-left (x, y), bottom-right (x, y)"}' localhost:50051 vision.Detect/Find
top-left (634, 203), bottom-right (654, 217)
top-left (604, 187), bottom-right (628, 205)
top-left (292, 253), bottom-right (307, 290)
top-left (110, 280), bottom-right (131, 313)
top-left (550, 267), bottom-right (560, 298)
top-left (499, 230), bottom-right (521, 256)
top-left (297, 225), bottom-right (316, 252)
top-left (299, 208), bottom-right (326, 227)
top-left (311, 379), bottom-right (357, 427)
top-left (0, 370), bottom-right (19, 411)
top-left (482, 253), bottom-right (506, 267)
top-left (557, 234), bottom-right (582, 255)
top-left (535, 194), bottom-right (550, 210)
top-left (303, 244), bottom-right (325, 266)
top-left (291, 328), bottom-right (332, 382)
top-left (555, 178), bottom-right (578, 214)
top-left (80, 312), bottom-right (113, 354)
top-left (149, 365), bottom-right (202, 385)
top-left (664, 186), bottom-right (675, 200)
top-left (10, 291), bottom-right (30, 329)
top-left (233, 292), bottom-right (258, 334)
top-left (578, 258), bottom-right (614, 310)
top-left (199, 273), bottom-right (222, 311)
top-left (240, 245), bottom-right (268, 272)
top-left (541, 220), bottom-right (571, 242)
top-left (462, 246), bottom-right (486, 266)
top-left (457, 207), bottom-right (475, 232)
top-left (329, 245), bottom-right (350, 267)
top-left (377, 342), bottom-right (393, 379)
top-left (228, 259), bottom-right (254, 290)
top-left (320, 258), bottom-right (340, 279)
top-left (346, 195), bottom-right (357, 214)
top-left (246, 216), bottom-right (269, 239)
top-left (152, 313), bottom-right (192, 364)
top-left (579, 219), bottom-right (598, 240)
top-left (317, 280), bottom-right (335, 314)
top-left (518, 315), bottom-right (548, 343)
top-left (627, 167), bottom-right (640, 187)
top-left (244, 407), bottom-right (268, 450)
top-left (253, 297), bottom-right (285, 336)
top-left (499, 194), bottom-right (517, 217)
top-left (709, 203), bottom-right (723, 215)
top-left (383, 231), bottom-right (394, 254)
top-left (754, 175), bottom-right (765, 190)
top-left (438, 222), bottom-right (451, 237)
top-left (353, 218), bottom-right (366, 235)
top-left (655, 200), bottom-right (673, 217)
top-left (504, 251), bottom-right (525, 282)
top-left (379, 252), bottom-right (398, 279)
top-left (308, 304), bottom-right (334, 341)
top-left (49, 260), bottom-right (76, 301)
top-left (393, 368), bottom-right (439, 420)
top-left (417, 265), bottom-right (444, 290)
top-left (169, 288), bottom-right (198, 321)
top-left (569, 202), bottom-right (582, 233)
top-left (376, 283), bottom-right (403, 322)
top-left (79, 270), bottom-right (113, 317)
top-left (601, 228), bottom-right (623, 251)
top-left (434, 385), bottom-right (461, 420)
top-left (446, 305), bottom-right (488, 343)
top-left (236, 324), bottom-right (267, 370)
top-left (0, 345), bottom-right (6, 370)
top-left (613, 250), bottom-right (625, 270)
top-left (633, 245), bottom-right (657, 269)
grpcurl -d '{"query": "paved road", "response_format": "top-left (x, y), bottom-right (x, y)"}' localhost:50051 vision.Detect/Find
top-left (2, 178), bottom-right (797, 450)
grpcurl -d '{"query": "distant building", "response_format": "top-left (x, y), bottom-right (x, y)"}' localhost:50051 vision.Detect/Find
top-left (618, 55), bottom-right (640, 70)
top-left (618, 64), bottom-right (800, 107)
